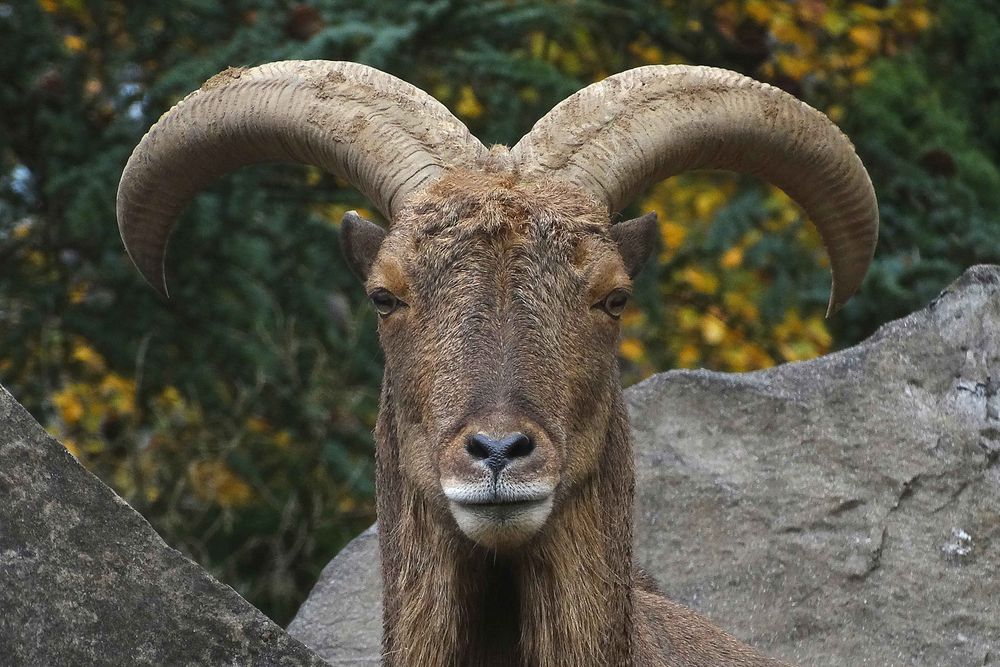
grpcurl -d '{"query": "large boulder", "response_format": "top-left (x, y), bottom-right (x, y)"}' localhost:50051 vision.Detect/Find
top-left (0, 386), bottom-right (326, 665)
top-left (288, 265), bottom-right (1000, 667)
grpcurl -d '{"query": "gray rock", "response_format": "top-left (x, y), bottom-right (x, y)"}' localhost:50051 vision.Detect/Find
top-left (288, 526), bottom-right (382, 664)
top-left (0, 386), bottom-right (327, 665)
top-left (288, 265), bottom-right (1000, 667)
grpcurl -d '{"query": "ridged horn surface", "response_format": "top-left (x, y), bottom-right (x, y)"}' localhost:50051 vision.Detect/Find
top-left (117, 60), bottom-right (486, 295)
top-left (512, 65), bottom-right (878, 314)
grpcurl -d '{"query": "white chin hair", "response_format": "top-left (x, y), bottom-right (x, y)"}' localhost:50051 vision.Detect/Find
top-left (448, 497), bottom-right (554, 548)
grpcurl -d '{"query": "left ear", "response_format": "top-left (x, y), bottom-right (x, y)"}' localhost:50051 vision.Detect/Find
top-left (610, 212), bottom-right (658, 278)
top-left (340, 210), bottom-right (387, 281)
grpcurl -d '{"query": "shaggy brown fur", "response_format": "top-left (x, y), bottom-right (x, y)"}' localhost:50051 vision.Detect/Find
top-left (357, 159), bottom-right (790, 666)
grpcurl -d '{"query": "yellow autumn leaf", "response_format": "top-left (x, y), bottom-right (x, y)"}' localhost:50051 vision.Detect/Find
top-left (677, 306), bottom-right (701, 331)
top-left (844, 49), bottom-right (869, 69)
top-left (629, 42), bottom-right (664, 64)
top-left (455, 86), bottom-right (484, 120)
top-left (455, 86), bottom-right (483, 119)
top-left (680, 266), bottom-right (720, 295)
top-left (774, 310), bottom-right (804, 341)
top-left (746, 344), bottom-right (776, 369)
top-left (720, 246), bottom-right (743, 269)
top-left (158, 385), bottom-right (183, 409)
top-left (804, 315), bottom-right (833, 348)
top-left (677, 343), bottom-right (700, 368)
top-left (100, 373), bottom-right (136, 415)
top-left (188, 459), bottom-right (254, 508)
top-left (776, 52), bottom-right (812, 81)
top-left (852, 5), bottom-right (885, 23)
top-left (745, 0), bottom-right (773, 24)
top-left (69, 282), bottom-right (89, 304)
top-left (63, 34), bottom-right (85, 52)
top-left (338, 494), bottom-right (358, 513)
top-left (772, 19), bottom-right (815, 53)
top-left (53, 389), bottom-right (85, 424)
top-left (723, 291), bottom-right (760, 321)
top-left (721, 345), bottom-right (752, 372)
top-left (693, 189), bottom-right (726, 219)
top-left (660, 218), bottom-right (687, 260)
top-left (699, 314), bottom-right (727, 345)
top-left (820, 10), bottom-right (849, 37)
top-left (908, 8), bottom-right (932, 31)
top-left (848, 24), bottom-right (881, 52)
top-left (851, 68), bottom-right (873, 86)
top-left (619, 337), bottom-right (645, 364)
top-left (71, 341), bottom-right (106, 372)
top-left (659, 221), bottom-right (687, 253)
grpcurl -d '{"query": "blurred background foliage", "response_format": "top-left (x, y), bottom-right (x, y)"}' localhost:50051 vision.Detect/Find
top-left (1, 0), bottom-right (997, 624)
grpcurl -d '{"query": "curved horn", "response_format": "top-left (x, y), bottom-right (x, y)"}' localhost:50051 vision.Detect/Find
top-left (511, 65), bottom-right (878, 314)
top-left (117, 60), bottom-right (486, 295)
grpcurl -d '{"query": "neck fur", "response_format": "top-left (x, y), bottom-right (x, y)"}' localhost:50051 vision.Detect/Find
top-left (375, 389), bottom-right (635, 666)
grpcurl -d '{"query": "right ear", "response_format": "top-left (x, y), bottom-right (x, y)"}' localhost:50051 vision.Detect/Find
top-left (340, 210), bottom-right (387, 281)
top-left (610, 211), bottom-right (658, 278)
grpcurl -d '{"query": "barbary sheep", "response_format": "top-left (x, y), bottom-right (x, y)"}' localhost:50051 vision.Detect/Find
top-left (117, 60), bottom-right (877, 666)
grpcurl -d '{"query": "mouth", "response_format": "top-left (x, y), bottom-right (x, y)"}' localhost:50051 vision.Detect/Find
top-left (442, 483), bottom-right (552, 506)
top-left (442, 482), bottom-right (555, 548)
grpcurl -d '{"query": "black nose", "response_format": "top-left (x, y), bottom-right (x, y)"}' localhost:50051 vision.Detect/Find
top-left (465, 432), bottom-right (535, 474)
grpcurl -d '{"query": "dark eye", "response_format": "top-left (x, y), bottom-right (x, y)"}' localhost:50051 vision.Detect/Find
top-left (369, 288), bottom-right (401, 316)
top-left (596, 288), bottom-right (630, 319)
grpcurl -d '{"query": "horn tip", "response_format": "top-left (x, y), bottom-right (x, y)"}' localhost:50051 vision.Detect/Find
top-left (153, 276), bottom-right (170, 300)
top-left (825, 287), bottom-right (856, 318)
top-left (129, 249), bottom-right (171, 299)
top-left (139, 266), bottom-right (170, 300)
top-left (825, 299), bottom-right (841, 319)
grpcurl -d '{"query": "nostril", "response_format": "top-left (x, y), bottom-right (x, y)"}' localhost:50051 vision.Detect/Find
top-left (465, 435), bottom-right (491, 460)
top-left (507, 433), bottom-right (534, 459)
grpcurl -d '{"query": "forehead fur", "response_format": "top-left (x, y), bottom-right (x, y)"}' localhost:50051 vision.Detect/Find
top-left (370, 161), bottom-right (630, 295)
top-left (398, 164), bottom-right (611, 244)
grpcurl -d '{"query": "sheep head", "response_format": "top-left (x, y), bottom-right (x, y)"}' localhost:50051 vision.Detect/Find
top-left (117, 61), bottom-right (878, 552)
top-left (342, 164), bottom-right (652, 549)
